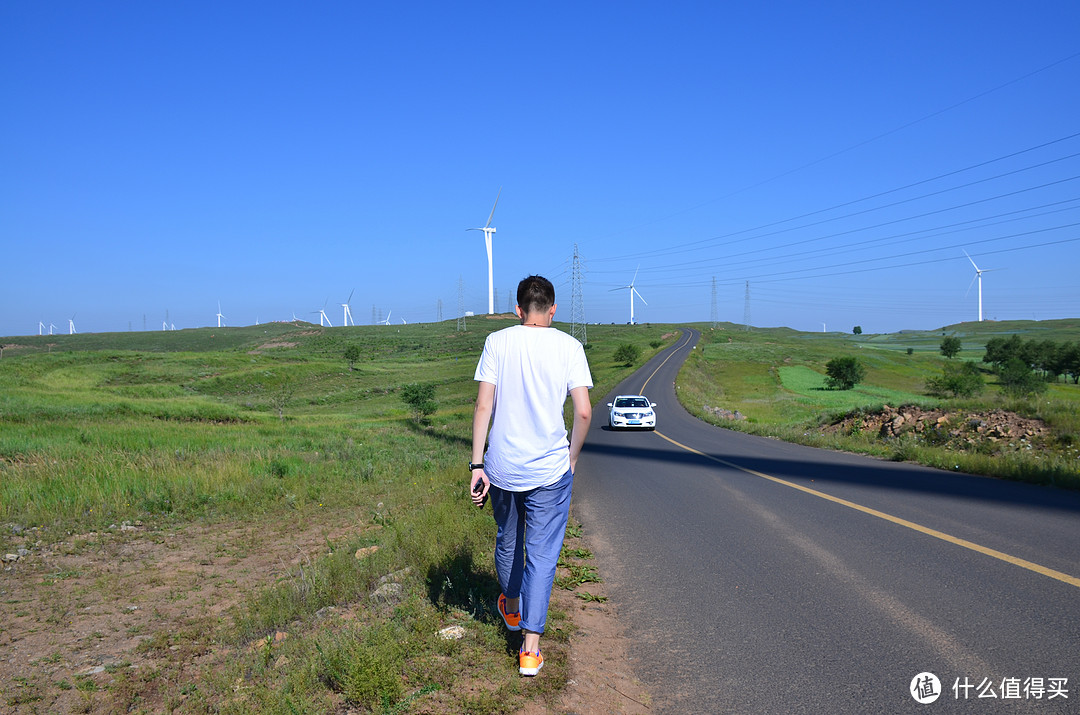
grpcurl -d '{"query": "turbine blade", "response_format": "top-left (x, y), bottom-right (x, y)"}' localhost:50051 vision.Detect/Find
top-left (484, 187), bottom-right (502, 228)
top-left (963, 250), bottom-right (980, 272)
top-left (634, 287), bottom-right (648, 305)
top-left (964, 273), bottom-right (978, 298)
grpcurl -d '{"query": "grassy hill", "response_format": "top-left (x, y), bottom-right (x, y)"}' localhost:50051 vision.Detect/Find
top-left (679, 319), bottom-right (1080, 487)
top-left (0, 316), bottom-right (679, 713)
top-left (1, 316), bottom-right (1076, 710)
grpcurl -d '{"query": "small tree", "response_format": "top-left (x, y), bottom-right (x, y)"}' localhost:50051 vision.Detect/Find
top-left (613, 343), bottom-right (641, 366)
top-left (983, 334), bottom-right (1023, 368)
top-left (400, 382), bottom-right (438, 423)
top-left (925, 361), bottom-right (984, 398)
top-left (939, 336), bottom-right (962, 359)
top-left (344, 344), bottom-right (361, 371)
top-left (852, 326), bottom-right (862, 335)
top-left (267, 377), bottom-right (296, 422)
top-left (998, 358), bottom-right (1047, 397)
top-left (824, 356), bottom-right (865, 390)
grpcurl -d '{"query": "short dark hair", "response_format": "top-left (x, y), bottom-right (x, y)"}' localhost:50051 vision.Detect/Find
top-left (517, 275), bottom-right (555, 315)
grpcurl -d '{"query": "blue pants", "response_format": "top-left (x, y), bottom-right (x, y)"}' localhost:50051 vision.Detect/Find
top-left (490, 467), bottom-right (574, 634)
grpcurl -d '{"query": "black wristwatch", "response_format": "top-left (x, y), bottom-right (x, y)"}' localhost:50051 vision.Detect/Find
top-left (468, 462), bottom-right (485, 471)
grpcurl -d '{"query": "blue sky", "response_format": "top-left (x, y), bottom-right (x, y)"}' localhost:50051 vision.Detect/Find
top-left (3, 2), bottom-right (1078, 337)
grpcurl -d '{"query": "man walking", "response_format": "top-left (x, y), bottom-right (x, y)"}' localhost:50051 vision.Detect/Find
top-left (470, 275), bottom-right (593, 676)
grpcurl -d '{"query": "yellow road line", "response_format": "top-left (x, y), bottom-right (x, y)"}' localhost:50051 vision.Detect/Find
top-left (639, 330), bottom-right (695, 395)
top-left (653, 430), bottom-right (1080, 590)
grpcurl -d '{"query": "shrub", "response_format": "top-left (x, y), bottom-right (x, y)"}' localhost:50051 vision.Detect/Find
top-left (613, 343), bottom-right (641, 366)
top-left (400, 383), bottom-right (437, 422)
top-left (926, 361), bottom-right (984, 398)
top-left (824, 356), bottom-right (865, 390)
top-left (998, 358), bottom-right (1047, 397)
top-left (344, 345), bottom-right (361, 370)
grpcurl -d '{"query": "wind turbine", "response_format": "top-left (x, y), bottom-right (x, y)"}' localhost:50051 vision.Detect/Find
top-left (216, 302), bottom-right (226, 328)
top-left (38, 321), bottom-right (45, 335)
top-left (49, 323), bottom-right (56, 335)
top-left (610, 267), bottom-right (647, 325)
top-left (341, 289), bottom-right (355, 327)
top-left (467, 187), bottom-right (501, 315)
top-left (380, 310), bottom-right (392, 326)
top-left (68, 315), bottom-right (77, 334)
top-left (313, 300), bottom-right (333, 327)
top-left (963, 251), bottom-right (996, 322)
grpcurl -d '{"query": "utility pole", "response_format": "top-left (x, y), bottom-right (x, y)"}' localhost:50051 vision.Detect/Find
top-left (457, 276), bottom-right (467, 332)
top-left (743, 281), bottom-right (751, 332)
top-left (710, 277), bottom-right (718, 329)
top-left (570, 244), bottom-right (587, 345)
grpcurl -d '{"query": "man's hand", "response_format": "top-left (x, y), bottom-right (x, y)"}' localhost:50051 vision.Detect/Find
top-left (470, 472), bottom-right (489, 507)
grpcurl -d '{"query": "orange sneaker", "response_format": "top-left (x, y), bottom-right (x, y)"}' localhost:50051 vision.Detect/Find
top-left (519, 648), bottom-right (544, 676)
top-left (497, 594), bottom-right (521, 631)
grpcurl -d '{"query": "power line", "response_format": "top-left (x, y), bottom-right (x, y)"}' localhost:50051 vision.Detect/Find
top-left (590, 131), bottom-right (1080, 266)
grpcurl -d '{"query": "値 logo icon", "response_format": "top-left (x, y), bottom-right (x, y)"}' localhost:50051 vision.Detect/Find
top-left (910, 672), bottom-right (942, 704)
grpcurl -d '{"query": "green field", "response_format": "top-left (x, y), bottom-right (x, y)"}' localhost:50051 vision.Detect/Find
top-left (0, 318), bottom-right (676, 714)
top-left (678, 319), bottom-right (1080, 487)
top-left (777, 365), bottom-right (930, 410)
top-left (2, 317), bottom-right (1077, 711)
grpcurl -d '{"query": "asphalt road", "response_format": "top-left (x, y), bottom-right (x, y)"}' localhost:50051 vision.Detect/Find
top-left (574, 328), bottom-right (1080, 714)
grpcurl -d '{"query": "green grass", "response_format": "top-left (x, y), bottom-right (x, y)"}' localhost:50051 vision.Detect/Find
top-left (778, 365), bottom-right (932, 410)
top-left (680, 321), bottom-right (1080, 487)
top-left (0, 317), bottom-right (676, 713)
top-left (5, 315), bottom-right (1074, 710)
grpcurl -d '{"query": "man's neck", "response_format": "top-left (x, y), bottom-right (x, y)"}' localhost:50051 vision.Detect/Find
top-left (520, 311), bottom-right (552, 328)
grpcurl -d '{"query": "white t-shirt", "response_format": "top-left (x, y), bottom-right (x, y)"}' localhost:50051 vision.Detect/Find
top-left (474, 324), bottom-right (593, 491)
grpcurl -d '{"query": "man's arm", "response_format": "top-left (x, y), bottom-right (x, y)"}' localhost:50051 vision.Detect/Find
top-left (567, 385), bottom-right (592, 473)
top-left (470, 381), bottom-right (495, 504)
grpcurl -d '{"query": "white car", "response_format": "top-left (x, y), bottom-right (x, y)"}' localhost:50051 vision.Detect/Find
top-left (607, 395), bottom-right (657, 430)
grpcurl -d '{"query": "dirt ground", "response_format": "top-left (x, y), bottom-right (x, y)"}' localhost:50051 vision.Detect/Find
top-left (0, 514), bottom-right (650, 714)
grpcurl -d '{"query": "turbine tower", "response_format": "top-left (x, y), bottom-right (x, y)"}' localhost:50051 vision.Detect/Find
top-left (610, 267), bottom-right (647, 325)
top-left (341, 289), bottom-right (355, 326)
top-left (964, 250), bottom-right (996, 322)
top-left (313, 300), bottom-right (333, 327)
top-left (216, 302), bottom-right (226, 328)
top-left (467, 187), bottom-right (501, 315)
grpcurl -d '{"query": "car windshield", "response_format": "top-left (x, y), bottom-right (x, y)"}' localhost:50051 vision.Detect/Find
top-left (615, 398), bottom-right (649, 408)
